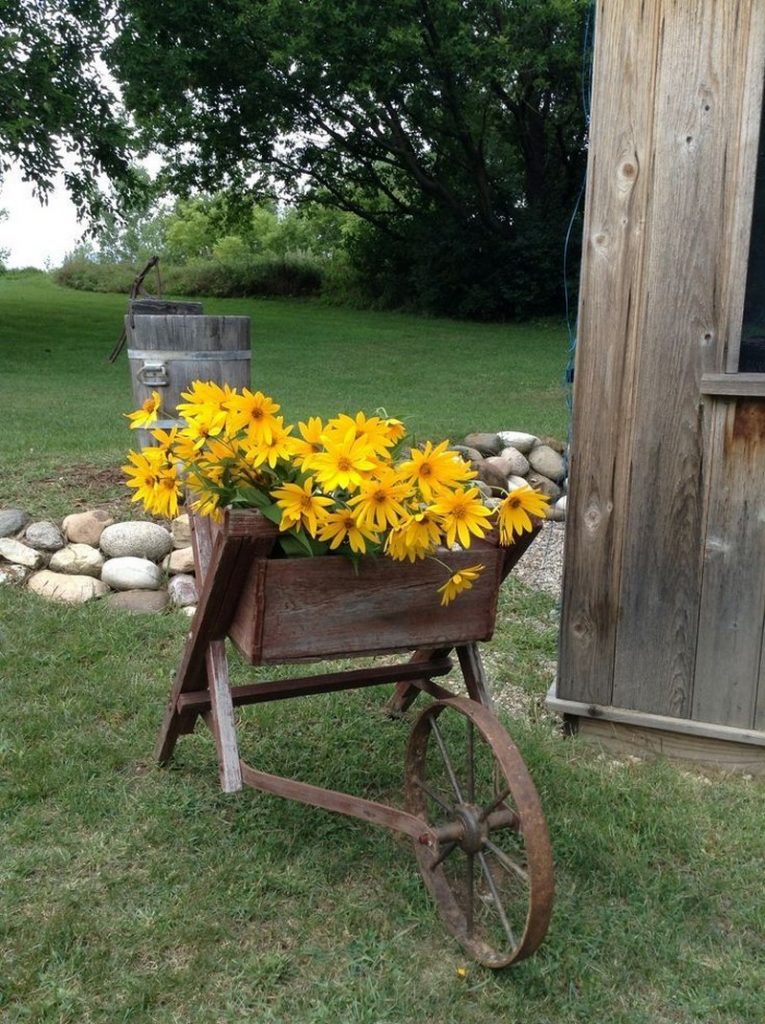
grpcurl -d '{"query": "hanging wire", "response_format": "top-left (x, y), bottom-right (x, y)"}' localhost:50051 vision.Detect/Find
top-left (562, 0), bottom-right (596, 413)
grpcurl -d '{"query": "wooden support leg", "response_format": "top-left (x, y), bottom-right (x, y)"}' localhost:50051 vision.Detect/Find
top-left (203, 641), bottom-right (243, 793)
top-left (457, 642), bottom-right (495, 710)
top-left (386, 647), bottom-right (453, 716)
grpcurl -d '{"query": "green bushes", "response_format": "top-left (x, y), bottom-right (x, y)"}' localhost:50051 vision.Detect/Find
top-left (55, 252), bottom-right (324, 299)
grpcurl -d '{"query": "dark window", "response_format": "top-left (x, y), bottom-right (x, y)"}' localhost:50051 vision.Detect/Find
top-left (741, 97), bottom-right (765, 371)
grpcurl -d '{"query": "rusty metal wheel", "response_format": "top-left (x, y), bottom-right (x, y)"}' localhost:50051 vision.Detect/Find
top-left (405, 697), bottom-right (554, 968)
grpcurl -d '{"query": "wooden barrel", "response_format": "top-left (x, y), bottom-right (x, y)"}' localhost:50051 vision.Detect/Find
top-left (128, 298), bottom-right (204, 319)
top-left (127, 315), bottom-right (251, 448)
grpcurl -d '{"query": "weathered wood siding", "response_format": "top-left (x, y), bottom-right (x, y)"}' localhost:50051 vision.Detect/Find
top-left (559, 0), bottom-right (765, 735)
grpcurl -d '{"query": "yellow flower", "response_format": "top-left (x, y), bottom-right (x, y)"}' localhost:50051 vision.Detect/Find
top-left (383, 417), bottom-right (406, 443)
top-left (125, 391), bottom-right (162, 430)
top-left (317, 509), bottom-right (380, 554)
top-left (290, 417), bottom-right (326, 462)
top-left (348, 468), bottom-right (411, 531)
top-left (152, 465), bottom-right (182, 519)
top-left (385, 509), bottom-right (441, 562)
top-left (398, 440), bottom-right (475, 500)
top-left (246, 417), bottom-right (295, 469)
top-left (270, 477), bottom-right (334, 536)
top-left (177, 380), bottom-right (233, 418)
top-left (437, 564), bottom-right (485, 606)
top-left (496, 485), bottom-right (550, 544)
top-left (326, 411), bottom-right (396, 456)
top-left (428, 487), bottom-right (493, 548)
top-left (148, 426), bottom-right (179, 459)
top-left (307, 427), bottom-right (377, 491)
top-left (122, 450), bottom-right (161, 507)
top-left (226, 388), bottom-right (282, 442)
top-left (180, 406), bottom-right (228, 451)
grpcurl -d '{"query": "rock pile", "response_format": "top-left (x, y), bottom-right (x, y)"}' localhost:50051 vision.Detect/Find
top-left (0, 508), bottom-right (198, 614)
top-left (0, 430), bottom-right (568, 610)
top-left (455, 430), bottom-right (567, 522)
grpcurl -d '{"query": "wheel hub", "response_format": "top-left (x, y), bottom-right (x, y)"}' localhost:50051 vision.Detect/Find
top-left (452, 803), bottom-right (487, 854)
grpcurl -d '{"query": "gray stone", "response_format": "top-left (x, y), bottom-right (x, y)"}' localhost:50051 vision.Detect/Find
top-left (28, 570), bottom-right (109, 604)
top-left (168, 573), bottom-right (198, 608)
top-left (108, 590), bottom-right (170, 614)
top-left (526, 472), bottom-right (563, 502)
top-left (463, 432), bottom-right (503, 457)
top-left (475, 461), bottom-right (509, 495)
top-left (449, 444), bottom-right (484, 464)
top-left (100, 521), bottom-right (173, 561)
top-left (180, 605), bottom-right (197, 618)
top-left (24, 520), bottom-right (65, 552)
top-left (506, 475), bottom-right (529, 493)
top-left (0, 563), bottom-right (28, 585)
top-left (539, 435), bottom-right (567, 455)
top-left (498, 446), bottom-right (531, 476)
top-left (101, 556), bottom-right (165, 591)
top-left (49, 543), bottom-right (105, 578)
top-left (496, 431), bottom-right (538, 454)
top-left (0, 537), bottom-right (45, 569)
top-left (171, 513), bottom-right (192, 549)
top-left (474, 480), bottom-right (492, 500)
top-left (162, 546), bottom-right (195, 575)
top-left (0, 508), bottom-right (30, 538)
top-left (528, 445), bottom-right (566, 483)
top-left (546, 495), bottom-right (567, 522)
top-left (62, 509), bottom-right (114, 546)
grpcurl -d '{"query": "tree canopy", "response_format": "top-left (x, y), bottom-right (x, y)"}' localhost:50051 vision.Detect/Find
top-left (109, 0), bottom-right (590, 317)
top-left (0, 0), bottom-right (141, 219)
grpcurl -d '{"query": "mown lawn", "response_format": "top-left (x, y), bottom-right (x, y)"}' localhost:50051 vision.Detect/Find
top-left (0, 273), bottom-right (569, 519)
top-left (1, 274), bottom-right (763, 1023)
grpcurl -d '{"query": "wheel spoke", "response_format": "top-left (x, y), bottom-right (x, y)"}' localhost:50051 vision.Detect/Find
top-left (466, 718), bottom-right (475, 804)
top-left (484, 838), bottom-right (529, 884)
top-left (431, 840), bottom-right (458, 869)
top-left (430, 717), bottom-right (464, 802)
top-left (412, 777), bottom-right (455, 815)
top-left (479, 784), bottom-right (512, 822)
top-left (465, 852), bottom-right (474, 937)
top-left (477, 851), bottom-right (516, 948)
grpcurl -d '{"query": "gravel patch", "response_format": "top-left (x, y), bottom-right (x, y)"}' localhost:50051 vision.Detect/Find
top-left (512, 521), bottom-right (565, 597)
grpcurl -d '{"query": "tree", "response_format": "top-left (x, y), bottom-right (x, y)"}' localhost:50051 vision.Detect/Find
top-left (0, 0), bottom-right (142, 219)
top-left (109, 0), bottom-right (590, 316)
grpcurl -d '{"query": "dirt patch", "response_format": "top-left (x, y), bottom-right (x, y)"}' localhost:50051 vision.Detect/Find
top-left (34, 463), bottom-right (136, 520)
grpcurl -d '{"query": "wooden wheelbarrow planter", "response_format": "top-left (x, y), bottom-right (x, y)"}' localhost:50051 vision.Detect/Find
top-left (156, 509), bottom-right (554, 967)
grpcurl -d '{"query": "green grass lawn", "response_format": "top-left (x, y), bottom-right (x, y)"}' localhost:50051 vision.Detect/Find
top-left (0, 273), bottom-right (569, 519)
top-left (1, 274), bottom-right (763, 1023)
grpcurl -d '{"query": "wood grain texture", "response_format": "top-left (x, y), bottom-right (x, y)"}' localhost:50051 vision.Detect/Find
top-left (694, 400), bottom-right (765, 728)
top-left (701, 373), bottom-right (765, 397)
top-left (127, 315), bottom-right (251, 447)
top-left (229, 547), bottom-right (505, 663)
top-left (613, 1), bottom-right (753, 717)
top-left (559, 0), bottom-right (663, 704)
top-left (573, 718), bottom-right (765, 776)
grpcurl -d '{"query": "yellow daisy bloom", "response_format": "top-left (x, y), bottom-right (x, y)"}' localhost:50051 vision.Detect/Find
top-left (398, 440), bottom-right (475, 500)
top-left (326, 412), bottom-right (396, 456)
top-left (385, 509), bottom-right (441, 563)
top-left (348, 468), bottom-right (411, 531)
top-left (181, 406), bottom-right (228, 451)
top-left (177, 380), bottom-right (233, 418)
top-left (152, 465), bottom-right (183, 519)
top-left (226, 388), bottom-right (282, 442)
top-left (270, 477), bottom-right (334, 536)
top-left (290, 417), bottom-right (326, 462)
top-left (148, 426), bottom-right (179, 459)
top-left (383, 417), bottom-right (406, 443)
top-left (429, 487), bottom-right (493, 548)
top-left (246, 417), bottom-right (295, 469)
top-left (125, 391), bottom-right (162, 430)
top-left (122, 450), bottom-right (161, 506)
top-left (317, 508), bottom-right (380, 554)
top-left (306, 427), bottom-right (377, 492)
top-left (437, 564), bottom-right (485, 606)
top-left (496, 485), bottom-right (550, 544)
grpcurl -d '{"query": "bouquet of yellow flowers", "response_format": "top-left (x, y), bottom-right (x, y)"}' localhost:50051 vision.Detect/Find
top-left (123, 382), bottom-right (549, 604)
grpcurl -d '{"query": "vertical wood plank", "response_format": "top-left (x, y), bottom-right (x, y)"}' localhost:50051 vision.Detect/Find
top-left (695, 401), bottom-right (765, 727)
top-left (723, 5), bottom-right (765, 372)
top-left (559, 0), bottom-right (663, 703)
top-left (612, 1), bottom-right (750, 717)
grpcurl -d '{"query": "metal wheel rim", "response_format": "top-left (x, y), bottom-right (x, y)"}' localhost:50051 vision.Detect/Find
top-left (405, 697), bottom-right (554, 968)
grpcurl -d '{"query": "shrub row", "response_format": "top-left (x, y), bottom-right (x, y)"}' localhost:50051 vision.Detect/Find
top-left (55, 254), bottom-right (324, 299)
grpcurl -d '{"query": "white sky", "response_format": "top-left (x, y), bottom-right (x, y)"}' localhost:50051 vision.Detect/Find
top-left (0, 166), bottom-right (85, 269)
